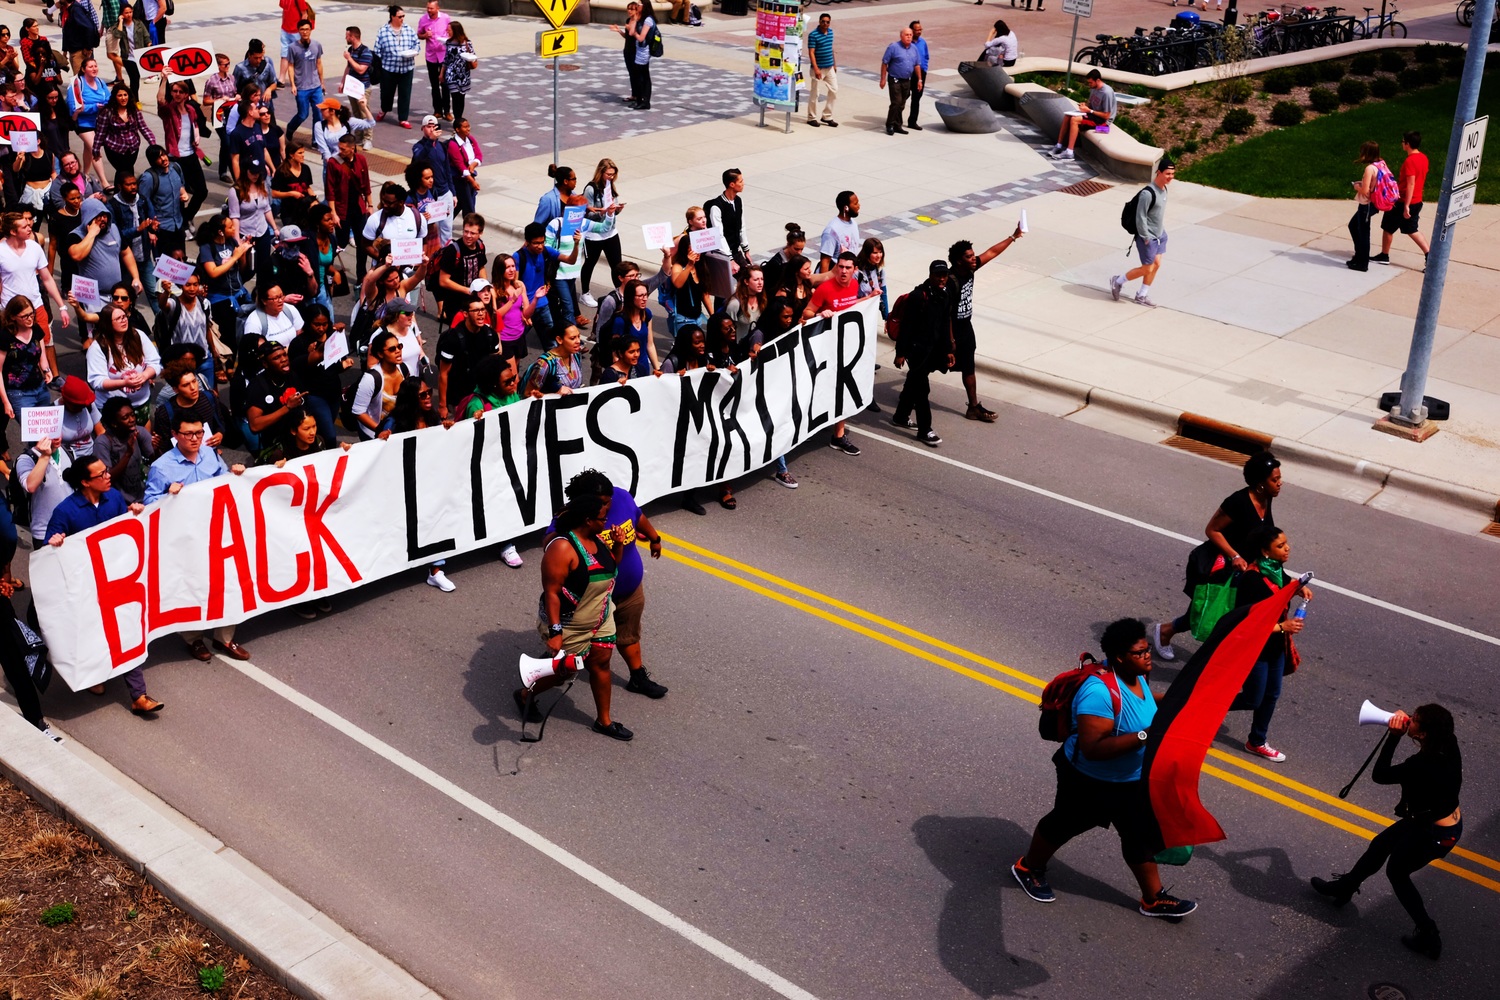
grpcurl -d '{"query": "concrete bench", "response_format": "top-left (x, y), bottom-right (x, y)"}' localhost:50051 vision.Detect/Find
top-left (957, 61), bottom-right (1013, 111)
top-left (936, 97), bottom-right (1004, 134)
top-left (1006, 83), bottom-right (1161, 182)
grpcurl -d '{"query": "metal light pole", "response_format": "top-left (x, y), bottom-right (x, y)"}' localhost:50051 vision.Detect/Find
top-left (1386, 0), bottom-right (1495, 434)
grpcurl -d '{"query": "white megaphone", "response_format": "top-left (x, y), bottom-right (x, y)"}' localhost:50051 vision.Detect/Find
top-left (519, 652), bottom-right (578, 689)
top-left (1358, 699), bottom-right (1396, 727)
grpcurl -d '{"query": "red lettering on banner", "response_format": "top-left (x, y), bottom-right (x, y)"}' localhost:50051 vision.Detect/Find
top-left (206, 485), bottom-right (257, 620)
top-left (305, 456), bottom-right (361, 589)
top-left (253, 472), bottom-right (311, 603)
top-left (85, 518), bottom-right (147, 667)
top-left (147, 509), bottom-right (201, 631)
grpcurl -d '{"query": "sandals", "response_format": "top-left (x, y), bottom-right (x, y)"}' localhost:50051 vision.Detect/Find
top-left (513, 688), bottom-right (542, 724)
top-left (719, 491), bottom-right (737, 510)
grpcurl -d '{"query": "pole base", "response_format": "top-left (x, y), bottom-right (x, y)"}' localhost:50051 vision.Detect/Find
top-left (1372, 416), bottom-right (1441, 442)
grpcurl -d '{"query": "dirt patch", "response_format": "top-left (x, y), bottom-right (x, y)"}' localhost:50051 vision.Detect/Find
top-left (0, 775), bottom-right (301, 1000)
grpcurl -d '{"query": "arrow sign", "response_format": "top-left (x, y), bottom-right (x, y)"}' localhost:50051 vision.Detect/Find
top-left (540, 0), bottom-right (580, 29)
top-left (537, 27), bottom-right (578, 59)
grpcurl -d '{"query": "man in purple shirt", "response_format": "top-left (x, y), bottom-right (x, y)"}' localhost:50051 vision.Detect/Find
top-left (416, 1), bottom-right (451, 120)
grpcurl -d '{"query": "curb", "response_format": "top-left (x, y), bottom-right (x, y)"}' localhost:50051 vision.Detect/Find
top-left (0, 710), bottom-right (439, 1000)
top-left (971, 355), bottom-right (1500, 525)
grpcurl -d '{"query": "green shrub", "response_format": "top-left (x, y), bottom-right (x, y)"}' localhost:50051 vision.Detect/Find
top-left (1338, 78), bottom-right (1369, 104)
top-left (198, 965), bottom-right (227, 993)
top-left (1262, 68), bottom-right (1297, 94)
top-left (1443, 57), bottom-right (1465, 79)
top-left (1294, 63), bottom-right (1321, 87)
top-left (1137, 128), bottom-right (1157, 147)
top-left (1218, 77), bottom-right (1254, 104)
top-left (1370, 75), bottom-right (1399, 99)
top-left (1318, 61), bottom-right (1346, 82)
top-left (1309, 87), bottom-right (1341, 113)
top-left (1221, 107), bottom-right (1257, 135)
top-left (1116, 114), bottom-right (1142, 137)
top-left (1129, 83), bottom-right (1150, 98)
top-left (1350, 53), bottom-right (1379, 76)
top-left (1169, 144), bottom-right (1186, 159)
top-left (1419, 63), bottom-right (1444, 85)
top-left (40, 902), bottom-right (76, 927)
top-left (1398, 67), bottom-right (1424, 91)
top-left (1412, 44), bottom-right (1444, 64)
top-left (1270, 101), bottom-right (1305, 126)
top-left (1183, 139), bottom-right (1200, 153)
top-left (1378, 50), bottom-right (1406, 74)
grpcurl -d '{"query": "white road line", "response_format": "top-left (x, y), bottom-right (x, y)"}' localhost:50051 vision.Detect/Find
top-left (849, 427), bottom-right (1500, 650)
top-left (226, 659), bottom-right (822, 1000)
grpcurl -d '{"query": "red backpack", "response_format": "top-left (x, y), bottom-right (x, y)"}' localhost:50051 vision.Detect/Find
top-left (1037, 653), bottom-right (1121, 742)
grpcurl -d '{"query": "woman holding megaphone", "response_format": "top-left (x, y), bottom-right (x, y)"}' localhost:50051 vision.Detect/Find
top-left (1311, 704), bottom-right (1462, 959)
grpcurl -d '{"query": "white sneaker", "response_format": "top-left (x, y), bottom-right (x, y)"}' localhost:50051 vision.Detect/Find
top-left (1151, 622), bottom-right (1176, 661)
top-left (1134, 293), bottom-right (1156, 308)
top-left (500, 544), bottom-right (524, 568)
top-left (1049, 143), bottom-right (1063, 155)
top-left (1057, 149), bottom-right (1075, 161)
top-left (426, 569), bottom-right (456, 592)
top-left (1110, 274), bottom-right (1126, 301)
top-left (581, 292), bottom-right (598, 308)
top-left (39, 725), bottom-right (63, 744)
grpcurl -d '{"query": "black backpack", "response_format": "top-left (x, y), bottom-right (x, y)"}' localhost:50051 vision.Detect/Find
top-left (648, 24), bottom-right (665, 58)
top-left (1120, 187), bottom-right (1157, 237)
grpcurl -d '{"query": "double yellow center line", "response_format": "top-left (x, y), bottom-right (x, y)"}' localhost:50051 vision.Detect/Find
top-left (654, 532), bottom-right (1500, 895)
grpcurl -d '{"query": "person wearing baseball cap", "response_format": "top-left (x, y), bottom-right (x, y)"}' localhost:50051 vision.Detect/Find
top-left (890, 260), bottom-right (955, 448)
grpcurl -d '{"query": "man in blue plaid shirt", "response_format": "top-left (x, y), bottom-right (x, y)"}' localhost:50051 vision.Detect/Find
top-left (374, 6), bottom-right (421, 129)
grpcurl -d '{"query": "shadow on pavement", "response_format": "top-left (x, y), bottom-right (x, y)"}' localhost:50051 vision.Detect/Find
top-left (462, 625), bottom-right (607, 747)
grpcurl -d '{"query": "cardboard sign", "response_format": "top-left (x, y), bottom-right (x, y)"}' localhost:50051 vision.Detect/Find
top-left (164, 43), bottom-right (215, 79)
top-left (341, 75), bottom-right (365, 101)
top-left (390, 238), bottom-right (424, 266)
top-left (641, 222), bottom-right (673, 251)
top-left (21, 406), bottom-right (64, 442)
top-left (689, 227), bottom-right (721, 255)
top-left (136, 44), bottom-right (174, 76)
top-left (321, 330), bottom-right (349, 369)
top-left (422, 200), bottom-right (447, 223)
top-left (0, 112), bottom-right (42, 147)
top-left (561, 204), bottom-right (586, 239)
top-left (8, 130), bottom-right (38, 153)
top-left (154, 255), bottom-right (196, 286)
top-left (70, 276), bottom-right (100, 307)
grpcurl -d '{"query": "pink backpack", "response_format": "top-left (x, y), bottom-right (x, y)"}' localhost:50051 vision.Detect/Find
top-left (1371, 160), bottom-right (1401, 212)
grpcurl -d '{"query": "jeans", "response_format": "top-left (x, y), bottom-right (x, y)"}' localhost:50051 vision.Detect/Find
top-left (627, 61), bottom-right (652, 105)
top-left (426, 61), bottom-right (450, 116)
top-left (302, 394), bottom-right (337, 449)
top-left (3, 384), bottom-right (54, 435)
top-left (1231, 646), bottom-right (1286, 747)
top-left (1348, 203), bottom-right (1376, 267)
top-left (530, 295), bottom-right (555, 347)
top-left (379, 70), bottom-right (415, 123)
top-left (173, 152), bottom-right (208, 224)
top-left (287, 85), bottom-right (325, 138)
top-left (668, 310), bottom-right (703, 341)
top-left (552, 278), bottom-right (580, 327)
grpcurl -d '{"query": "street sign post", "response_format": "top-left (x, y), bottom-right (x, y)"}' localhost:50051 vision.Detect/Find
top-left (1061, 0), bottom-right (1094, 90)
top-left (1445, 184), bottom-right (1476, 227)
top-left (1451, 115), bottom-right (1487, 191)
top-left (534, 24), bottom-right (581, 167)
top-left (539, 27), bottom-right (578, 58)
top-left (539, 0), bottom-right (580, 29)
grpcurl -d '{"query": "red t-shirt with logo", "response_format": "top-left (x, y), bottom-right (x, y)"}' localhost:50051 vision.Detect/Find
top-left (1400, 150), bottom-right (1428, 206)
top-left (807, 277), bottom-right (861, 314)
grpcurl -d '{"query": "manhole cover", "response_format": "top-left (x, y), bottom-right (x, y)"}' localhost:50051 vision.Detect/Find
top-left (1368, 984), bottom-right (1410, 1000)
top-left (558, 63), bottom-right (582, 72)
top-left (1058, 179), bottom-right (1112, 197)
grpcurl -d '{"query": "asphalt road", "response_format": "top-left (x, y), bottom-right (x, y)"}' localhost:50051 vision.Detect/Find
top-left (39, 368), bottom-right (1500, 1000)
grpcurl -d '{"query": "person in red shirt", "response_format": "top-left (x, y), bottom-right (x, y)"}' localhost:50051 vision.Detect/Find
top-left (802, 251), bottom-right (868, 456)
top-left (325, 133), bottom-right (372, 280)
top-left (1376, 130), bottom-right (1431, 265)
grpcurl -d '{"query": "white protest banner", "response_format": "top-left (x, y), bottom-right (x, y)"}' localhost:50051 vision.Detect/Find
top-left (641, 222), bottom-right (673, 251)
top-left (0, 113), bottom-right (43, 147)
top-left (390, 238), bottom-right (424, 266)
top-left (9, 130), bottom-right (38, 153)
top-left (153, 255), bottom-right (196, 287)
top-left (689, 227), bottom-right (721, 255)
top-left (341, 75), bottom-right (366, 101)
top-left (135, 43), bottom-right (174, 76)
top-left (71, 275), bottom-right (101, 307)
top-left (31, 302), bottom-right (880, 690)
top-left (21, 406), bottom-right (64, 442)
top-left (321, 329), bottom-right (349, 368)
top-left (211, 98), bottom-right (235, 127)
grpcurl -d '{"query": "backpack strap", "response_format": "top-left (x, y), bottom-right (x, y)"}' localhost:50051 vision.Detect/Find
top-left (1070, 662), bottom-right (1125, 764)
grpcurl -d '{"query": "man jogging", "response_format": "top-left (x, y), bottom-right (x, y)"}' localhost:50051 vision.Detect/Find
top-left (1012, 618), bottom-right (1198, 918)
top-left (1110, 160), bottom-right (1174, 308)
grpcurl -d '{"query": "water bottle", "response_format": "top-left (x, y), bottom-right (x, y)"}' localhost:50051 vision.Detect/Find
top-left (1292, 603), bottom-right (1307, 621)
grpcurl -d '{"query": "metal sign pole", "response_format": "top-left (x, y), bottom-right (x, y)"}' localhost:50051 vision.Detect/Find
top-left (1066, 15), bottom-right (1080, 91)
top-left (552, 57), bottom-right (560, 166)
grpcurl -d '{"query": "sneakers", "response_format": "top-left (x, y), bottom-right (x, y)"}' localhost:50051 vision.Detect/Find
top-left (1057, 149), bottom-right (1075, 161)
top-left (1134, 292), bottom-right (1156, 308)
top-left (892, 414), bottom-right (917, 429)
top-left (807, 118), bottom-right (821, 127)
top-left (1150, 622), bottom-right (1176, 661)
top-left (1139, 889), bottom-right (1198, 918)
top-left (426, 569), bottom-right (456, 592)
top-left (626, 667), bottom-right (668, 698)
top-left (773, 470), bottom-right (799, 488)
top-left (964, 403), bottom-right (998, 422)
top-left (919, 430), bottom-right (942, 447)
top-left (1401, 925), bottom-right (1442, 960)
top-left (1370, 252), bottom-right (1391, 265)
top-left (1310, 874), bottom-right (1359, 907)
top-left (1048, 143), bottom-right (1063, 156)
top-left (829, 435), bottom-right (861, 456)
top-left (38, 724), bottom-right (63, 744)
top-left (500, 544), bottom-right (524, 568)
top-left (1011, 859), bottom-right (1055, 903)
top-left (1244, 741), bottom-right (1286, 763)
top-left (1110, 274), bottom-right (1127, 301)
top-left (292, 604), bottom-right (318, 620)
top-left (592, 719), bottom-right (634, 741)
top-left (581, 292), bottom-right (598, 308)
top-left (683, 499), bottom-right (708, 516)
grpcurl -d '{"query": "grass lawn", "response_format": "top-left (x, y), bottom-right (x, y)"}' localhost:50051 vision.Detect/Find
top-left (1179, 72), bottom-right (1499, 203)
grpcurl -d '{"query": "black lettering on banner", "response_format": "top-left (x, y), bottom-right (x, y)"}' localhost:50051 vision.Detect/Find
top-left (544, 394), bottom-right (589, 516)
top-left (835, 311), bottom-right (867, 416)
top-left (752, 361), bottom-right (775, 464)
top-left (404, 438), bottom-right (457, 561)
top-left (498, 402), bottom-right (544, 523)
top-left (801, 319), bottom-right (830, 432)
top-left (167, 48), bottom-right (212, 77)
top-left (715, 372), bottom-right (752, 480)
top-left (672, 371), bottom-right (721, 489)
top-left (586, 385), bottom-right (642, 496)
top-left (469, 419), bottom-right (487, 541)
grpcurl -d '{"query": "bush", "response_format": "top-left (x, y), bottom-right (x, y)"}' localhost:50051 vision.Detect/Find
top-left (1221, 107), bottom-right (1257, 135)
top-left (1309, 87), bottom-right (1341, 113)
top-left (1370, 75), bottom-right (1400, 99)
top-left (1218, 77), bottom-right (1254, 104)
top-left (1183, 139), bottom-right (1200, 153)
top-left (1350, 53), bottom-right (1379, 76)
top-left (1338, 78), bottom-right (1369, 104)
top-left (1263, 68), bottom-right (1297, 94)
top-left (1419, 62), bottom-right (1444, 85)
top-left (1129, 83), bottom-right (1151, 98)
top-left (1169, 144), bottom-right (1186, 159)
top-left (1116, 114), bottom-right (1143, 137)
top-left (1294, 63), bottom-right (1322, 87)
top-left (1319, 60), bottom-right (1346, 82)
top-left (1137, 128), bottom-right (1158, 147)
top-left (198, 965), bottom-right (227, 993)
top-left (1378, 50), bottom-right (1407, 74)
top-left (1412, 44), bottom-right (1444, 64)
top-left (40, 902), bottom-right (76, 927)
top-left (1270, 100), bottom-right (1305, 126)
top-left (1398, 67), bottom-right (1425, 91)
top-left (1443, 57), bottom-right (1465, 79)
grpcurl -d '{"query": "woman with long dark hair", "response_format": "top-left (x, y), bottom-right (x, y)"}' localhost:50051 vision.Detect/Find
top-left (579, 158), bottom-right (625, 301)
top-left (1311, 704), bottom-right (1462, 959)
top-left (0, 297), bottom-right (56, 436)
top-left (94, 82), bottom-right (157, 179)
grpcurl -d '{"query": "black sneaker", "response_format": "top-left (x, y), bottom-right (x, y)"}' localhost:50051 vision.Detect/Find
top-left (919, 430), bottom-right (942, 447)
top-left (683, 499), bottom-right (708, 516)
top-left (1011, 859), bottom-right (1055, 903)
top-left (1370, 252), bottom-right (1391, 264)
top-left (1139, 889), bottom-right (1197, 918)
top-left (1310, 874), bottom-right (1358, 906)
top-left (593, 719), bottom-right (634, 742)
top-left (626, 668), bottom-right (668, 699)
top-left (893, 414), bottom-right (917, 429)
top-left (829, 435), bottom-right (861, 456)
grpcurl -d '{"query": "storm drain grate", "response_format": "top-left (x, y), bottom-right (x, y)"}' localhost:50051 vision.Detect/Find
top-left (1058, 179), bottom-right (1112, 197)
top-left (1163, 413), bottom-right (1273, 467)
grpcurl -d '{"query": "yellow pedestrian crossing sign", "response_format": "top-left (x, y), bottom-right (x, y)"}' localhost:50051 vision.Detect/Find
top-left (538, 27), bottom-right (578, 58)
top-left (539, 0), bottom-right (580, 29)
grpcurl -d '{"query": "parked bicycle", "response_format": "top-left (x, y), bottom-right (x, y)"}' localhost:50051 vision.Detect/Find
top-left (1457, 0), bottom-right (1474, 25)
top-left (1351, 1), bottom-right (1406, 37)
